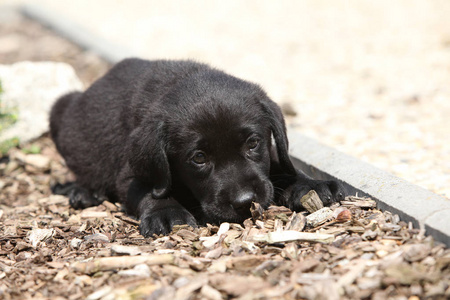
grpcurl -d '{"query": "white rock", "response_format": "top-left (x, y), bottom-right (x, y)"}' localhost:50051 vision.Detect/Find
top-left (0, 61), bottom-right (83, 144)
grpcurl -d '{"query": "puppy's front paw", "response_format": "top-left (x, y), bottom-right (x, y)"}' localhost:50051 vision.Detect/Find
top-left (139, 206), bottom-right (197, 237)
top-left (68, 186), bottom-right (103, 209)
top-left (287, 179), bottom-right (346, 212)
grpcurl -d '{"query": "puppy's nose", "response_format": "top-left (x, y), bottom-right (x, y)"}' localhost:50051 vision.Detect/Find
top-left (232, 192), bottom-right (256, 212)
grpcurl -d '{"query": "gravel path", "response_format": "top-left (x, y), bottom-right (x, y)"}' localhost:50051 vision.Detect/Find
top-left (3, 0), bottom-right (450, 198)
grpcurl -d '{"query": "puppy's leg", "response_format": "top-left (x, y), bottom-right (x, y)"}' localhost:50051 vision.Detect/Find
top-left (126, 179), bottom-right (197, 237)
top-left (52, 182), bottom-right (104, 209)
top-left (52, 182), bottom-right (77, 195)
top-left (272, 171), bottom-right (346, 212)
top-left (138, 197), bottom-right (198, 237)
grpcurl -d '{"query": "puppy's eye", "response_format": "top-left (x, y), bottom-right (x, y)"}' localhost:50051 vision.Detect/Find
top-left (192, 151), bottom-right (207, 165)
top-left (247, 137), bottom-right (260, 151)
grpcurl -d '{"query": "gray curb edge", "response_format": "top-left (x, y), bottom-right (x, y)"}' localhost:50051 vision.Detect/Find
top-left (19, 4), bottom-right (450, 247)
top-left (21, 4), bottom-right (137, 64)
top-left (288, 133), bottom-right (450, 247)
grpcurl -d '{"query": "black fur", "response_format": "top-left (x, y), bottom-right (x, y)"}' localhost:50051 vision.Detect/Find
top-left (50, 58), bottom-right (346, 236)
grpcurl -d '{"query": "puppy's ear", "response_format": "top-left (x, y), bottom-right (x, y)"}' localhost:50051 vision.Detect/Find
top-left (128, 122), bottom-right (171, 198)
top-left (260, 97), bottom-right (297, 176)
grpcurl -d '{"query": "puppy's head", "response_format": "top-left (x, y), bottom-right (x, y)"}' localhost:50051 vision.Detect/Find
top-left (130, 70), bottom-right (296, 223)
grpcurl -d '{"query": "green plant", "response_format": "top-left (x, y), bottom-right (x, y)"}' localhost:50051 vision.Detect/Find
top-left (0, 80), bottom-right (20, 156)
top-left (0, 137), bottom-right (19, 156)
top-left (0, 80), bottom-right (19, 132)
top-left (22, 144), bottom-right (42, 154)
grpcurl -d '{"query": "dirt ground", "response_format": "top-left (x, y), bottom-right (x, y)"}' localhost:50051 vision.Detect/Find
top-left (0, 12), bottom-right (449, 300)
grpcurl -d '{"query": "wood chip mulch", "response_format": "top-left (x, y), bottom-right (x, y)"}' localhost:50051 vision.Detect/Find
top-left (0, 137), bottom-right (449, 300)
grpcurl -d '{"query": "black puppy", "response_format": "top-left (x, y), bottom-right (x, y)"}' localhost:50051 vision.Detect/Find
top-left (50, 59), bottom-right (345, 237)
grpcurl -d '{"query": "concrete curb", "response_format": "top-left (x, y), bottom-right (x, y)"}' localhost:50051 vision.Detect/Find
top-left (19, 4), bottom-right (450, 247)
top-left (289, 132), bottom-right (450, 247)
top-left (20, 4), bottom-right (136, 64)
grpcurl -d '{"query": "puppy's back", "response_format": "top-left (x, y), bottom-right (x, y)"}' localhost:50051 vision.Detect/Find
top-left (50, 58), bottom-right (209, 199)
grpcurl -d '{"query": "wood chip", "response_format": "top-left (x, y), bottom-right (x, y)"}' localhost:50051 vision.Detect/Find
top-left (71, 254), bottom-right (175, 274)
top-left (403, 243), bottom-right (431, 262)
top-left (26, 228), bottom-right (54, 247)
top-left (200, 284), bottom-right (223, 300)
top-left (226, 255), bottom-right (268, 271)
top-left (341, 196), bottom-right (377, 208)
top-left (306, 207), bottom-right (334, 227)
top-left (252, 230), bottom-right (335, 244)
top-left (300, 190), bottom-right (324, 213)
top-left (111, 244), bottom-right (142, 256)
top-left (209, 274), bottom-right (269, 296)
top-left (114, 213), bottom-right (140, 226)
top-left (80, 210), bottom-right (109, 218)
top-left (84, 233), bottom-right (110, 243)
top-left (285, 212), bottom-right (306, 231)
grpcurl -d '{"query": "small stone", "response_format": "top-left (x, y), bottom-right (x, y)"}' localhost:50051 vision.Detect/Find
top-left (0, 62), bottom-right (83, 144)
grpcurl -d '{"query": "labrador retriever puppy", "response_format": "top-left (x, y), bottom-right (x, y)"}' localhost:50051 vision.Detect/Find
top-left (50, 58), bottom-right (345, 237)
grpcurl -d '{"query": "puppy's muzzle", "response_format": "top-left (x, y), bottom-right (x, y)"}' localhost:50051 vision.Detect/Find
top-left (231, 191), bottom-right (257, 215)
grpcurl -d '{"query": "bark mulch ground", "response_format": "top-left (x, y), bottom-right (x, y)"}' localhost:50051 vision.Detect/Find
top-left (0, 13), bottom-right (449, 300)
